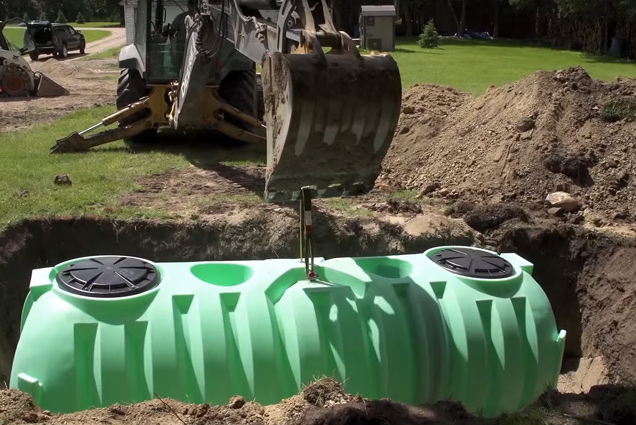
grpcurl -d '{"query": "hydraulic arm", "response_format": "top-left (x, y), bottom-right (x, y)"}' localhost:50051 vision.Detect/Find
top-left (50, 0), bottom-right (403, 202)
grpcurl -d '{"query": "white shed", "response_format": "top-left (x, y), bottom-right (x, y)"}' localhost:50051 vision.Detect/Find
top-left (359, 5), bottom-right (397, 52)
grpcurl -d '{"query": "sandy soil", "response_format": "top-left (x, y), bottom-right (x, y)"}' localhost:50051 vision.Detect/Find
top-left (0, 377), bottom-right (635, 425)
top-left (378, 68), bottom-right (636, 226)
top-left (0, 58), bottom-right (118, 132)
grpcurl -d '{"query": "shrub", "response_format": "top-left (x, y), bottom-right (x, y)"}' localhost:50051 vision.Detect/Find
top-left (55, 10), bottom-right (68, 24)
top-left (39, 11), bottom-right (46, 21)
top-left (22, 12), bottom-right (29, 22)
top-left (76, 12), bottom-right (85, 24)
top-left (601, 98), bottom-right (636, 122)
top-left (419, 19), bottom-right (440, 49)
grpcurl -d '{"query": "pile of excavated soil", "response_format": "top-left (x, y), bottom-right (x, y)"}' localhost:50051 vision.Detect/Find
top-left (1, 378), bottom-right (636, 425)
top-left (378, 67), bottom-right (636, 224)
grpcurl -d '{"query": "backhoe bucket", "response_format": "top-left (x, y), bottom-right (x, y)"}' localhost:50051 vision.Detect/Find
top-left (33, 72), bottom-right (69, 97)
top-left (262, 43), bottom-right (402, 201)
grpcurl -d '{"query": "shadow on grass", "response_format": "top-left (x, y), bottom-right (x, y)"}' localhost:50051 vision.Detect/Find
top-left (96, 129), bottom-right (268, 196)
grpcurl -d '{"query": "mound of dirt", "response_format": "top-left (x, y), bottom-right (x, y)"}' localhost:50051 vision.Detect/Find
top-left (378, 67), bottom-right (636, 224)
top-left (2, 378), bottom-right (636, 425)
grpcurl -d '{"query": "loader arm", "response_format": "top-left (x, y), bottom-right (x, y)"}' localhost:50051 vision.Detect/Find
top-left (50, 0), bottom-right (403, 203)
top-left (191, 0), bottom-right (403, 201)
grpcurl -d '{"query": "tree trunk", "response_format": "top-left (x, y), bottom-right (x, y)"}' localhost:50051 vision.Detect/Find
top-left (458, 0), bottom-right (466, 36)
top-left (601, 17), bottom-right (610, 54)
top-left (535, 6), bottom-right (540, 36)
top-left (447, 0), bottom-right (460, 35)
top-left (405, 3), bottom-right (413, 36)
top-left (493, 0), bottom-right (500, 38)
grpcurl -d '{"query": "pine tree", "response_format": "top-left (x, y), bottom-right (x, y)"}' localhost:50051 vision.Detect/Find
top-left (418, 19), bottom-right (441, 49)
top-left (76, 12), bottom-right (85, 24)
top-left (56, 9), bottom-right (68, 24)
top-left (23, 12), bottom-right (29, 22)
top-left (39, 11), bottom-right (47, 21)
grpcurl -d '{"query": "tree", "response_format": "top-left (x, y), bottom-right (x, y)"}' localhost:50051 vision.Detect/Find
top-left (76, 11), bottom-right (85, 23)
top-left (23, 11), bottom-right (29, 21)
top-left (55, 9), bottom-right (67, 23)
top-left (419, 18), bottom-right (440, 47)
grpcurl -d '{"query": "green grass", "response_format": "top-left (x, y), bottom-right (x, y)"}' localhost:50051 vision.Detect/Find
top-left (83, 45), bottom-right (124, 60)
top-left (3, 27), bottom-right (110, 48)
top-left (69, 22), bottom-right (123, 28)
top-left (386, 37), bottom-right (636, 94)
top-left (81, 29), bottom-right (111, 43)
top-left (3, 36), bottom-right (636, 229)
top-left (0, 106), bottom-right (191, 228)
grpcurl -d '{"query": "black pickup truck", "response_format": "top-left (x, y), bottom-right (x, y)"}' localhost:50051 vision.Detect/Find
top-left (25, 20), bottom-right (86, 60)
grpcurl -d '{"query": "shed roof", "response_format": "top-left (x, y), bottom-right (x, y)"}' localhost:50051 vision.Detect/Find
top-left (360, 5), bottom-right (397, 17)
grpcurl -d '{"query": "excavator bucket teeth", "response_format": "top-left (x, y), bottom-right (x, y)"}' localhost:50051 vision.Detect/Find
top-left (34, 72), bottom-right (70, 97)
top-left (262, 49), bottom-right (402, 202)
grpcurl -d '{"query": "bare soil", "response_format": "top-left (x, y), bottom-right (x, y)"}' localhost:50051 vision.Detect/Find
top-left (0, 58), bottom-right (117, 132)
top-left (1, 378), bottom-right (636, 425)
top-left (378, 67), bottom-right (636, 226)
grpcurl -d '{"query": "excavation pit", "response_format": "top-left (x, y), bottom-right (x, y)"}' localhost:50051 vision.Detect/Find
top-left (0, 212), bottom-right (635, 424)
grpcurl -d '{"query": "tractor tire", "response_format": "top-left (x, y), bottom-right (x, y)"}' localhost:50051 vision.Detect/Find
top-left (79, 41), bottom-right (86, 55)
top-left (116, 68), bottom-right (157, 145)
top-left (30, 52), bottom-right (39, 61)
top-left (218, 69), bottom-right (259, 132)
top-left (0, 65), bottom-right (32, 97)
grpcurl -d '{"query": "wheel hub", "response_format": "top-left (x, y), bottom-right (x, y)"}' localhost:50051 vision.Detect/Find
top-left (6, 74), bottom-right (23, 93)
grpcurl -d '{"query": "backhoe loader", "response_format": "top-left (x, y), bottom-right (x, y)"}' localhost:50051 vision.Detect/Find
top-left (50, 0), bottom-right (403, 201)
top-left (0, 18), bottom-right (69, 97)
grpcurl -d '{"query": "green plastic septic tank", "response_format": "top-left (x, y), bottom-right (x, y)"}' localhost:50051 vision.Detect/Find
top-left (10, 247), bottom-right (566, 417)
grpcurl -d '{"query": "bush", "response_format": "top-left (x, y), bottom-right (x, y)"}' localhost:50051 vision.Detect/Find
top-left (601, 98), bottom-right (636, 122)
top-left (22, 12), bottom-right (29, 22)
top-left (39, 11), bottom-right (46, 21)
top-left (76, 12), bottom-right (85, 24)
top-left (419, 19), bottom-right (440, 49)
top-left (55, 10), bottom-right (68, 24)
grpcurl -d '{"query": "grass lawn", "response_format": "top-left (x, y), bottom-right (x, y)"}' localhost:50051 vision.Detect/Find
top-left (83, 45), bottom-right (124, 60)
top-left (0, 107), bottom-right (185, 227)
top-left (389, 37), bottom-right (636, 94)
top-left (2, 37), bottom-right (636, 229)
top-left (69, 22), bottom-right (123, 28)
top-left (3, 27), bottom-right (110, 48)
top-left (0, 106), bottom-right (274, 229)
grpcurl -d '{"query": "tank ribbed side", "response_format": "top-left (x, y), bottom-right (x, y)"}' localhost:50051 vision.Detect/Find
top-left (11, 251), bottom-right (566, 417)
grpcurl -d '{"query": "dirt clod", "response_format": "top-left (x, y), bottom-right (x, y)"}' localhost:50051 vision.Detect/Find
top-left (229, 396), bottom-right (246, 409)
top-left (463, 203), bottom-right (530, 232)
top-left (302, 378), bottom-right (350, 407)
top-left (546, 191), bottom-right (581, 212)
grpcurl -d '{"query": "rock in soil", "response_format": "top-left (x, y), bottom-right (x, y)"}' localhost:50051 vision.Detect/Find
top-left (546, 192), bottom-right (581, 212)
